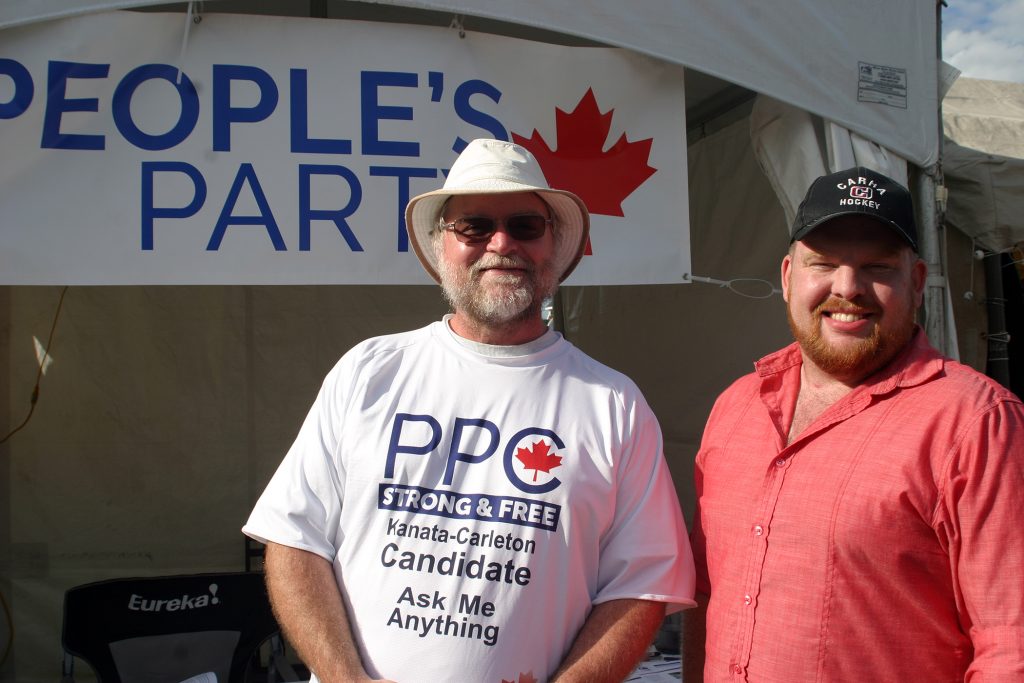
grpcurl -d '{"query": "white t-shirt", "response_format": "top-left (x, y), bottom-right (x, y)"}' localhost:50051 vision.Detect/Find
top-left (244, 319), bottom-right (695, 683)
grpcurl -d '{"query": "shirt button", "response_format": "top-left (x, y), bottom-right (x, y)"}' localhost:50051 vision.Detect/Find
top-left (774, 457), bottom-right (786, 467)
top-left (732, 663), bottom-right (743, 675)
top-left (753, 524), bottom-right (764, 536)
top-left (743, 594), bottom-right (752, 605)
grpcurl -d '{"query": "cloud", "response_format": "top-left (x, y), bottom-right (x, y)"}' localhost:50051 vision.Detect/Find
top-left (943, 0), bottom-right (1024, 82)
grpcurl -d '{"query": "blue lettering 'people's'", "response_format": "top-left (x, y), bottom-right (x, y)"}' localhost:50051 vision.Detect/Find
top-left (453, 80), bottom-right (506, 154)
top-left (41, 61), bottom-right (110, 150)
top-left (113, 64), bottom-right (199, 151)
top-left (360, 71), bottom-right (418, 157)
top-left (212, 64), bottom-right (279, 152)
top-left (0, 58), bottom-right (33, 119)
top-left (290, 69), bottom-right (352, 155)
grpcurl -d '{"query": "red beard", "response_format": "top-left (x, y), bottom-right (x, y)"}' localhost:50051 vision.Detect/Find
top-left (787, 295), bottom-right (917, 382)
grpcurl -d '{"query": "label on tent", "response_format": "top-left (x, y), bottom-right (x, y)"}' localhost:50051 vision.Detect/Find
top-left (0, 12), bottom-right (690, 285)
top-left (857, 62), bottom-right (908, 109)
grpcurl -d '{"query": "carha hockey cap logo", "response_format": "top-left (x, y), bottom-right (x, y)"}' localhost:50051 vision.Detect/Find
top-left (790, 166), bottom-right (918, 252)
top-left (849, 184), bottom-right (873, 200)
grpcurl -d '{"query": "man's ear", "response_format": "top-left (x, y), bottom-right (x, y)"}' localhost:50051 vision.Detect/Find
top-left (781, 253), bottom-right (793, 303)
top-left (911, 257), bottom-right (927, 307)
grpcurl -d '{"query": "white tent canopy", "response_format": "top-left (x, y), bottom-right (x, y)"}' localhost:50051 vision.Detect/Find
top-left (944, 77), bottom-right (1024, 159)
top-left (943, 77), bottom-right (1024, 252)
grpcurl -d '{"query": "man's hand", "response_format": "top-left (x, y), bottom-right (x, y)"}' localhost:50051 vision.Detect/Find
top-left (264, 543), bottom-right (387, 683)
top-left (550, 599), bottom-right (666, 683)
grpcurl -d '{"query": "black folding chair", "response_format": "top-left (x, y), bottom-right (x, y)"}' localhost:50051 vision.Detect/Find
top-left (61, 571), bottom-right (290, 683)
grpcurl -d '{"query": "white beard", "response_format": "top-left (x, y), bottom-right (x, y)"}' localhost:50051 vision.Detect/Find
top-left (437, 253), bottom-right (558, 326)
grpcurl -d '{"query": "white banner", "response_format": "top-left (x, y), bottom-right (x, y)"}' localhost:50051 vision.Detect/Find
top-left (0, 11), bottom-right (689, 285)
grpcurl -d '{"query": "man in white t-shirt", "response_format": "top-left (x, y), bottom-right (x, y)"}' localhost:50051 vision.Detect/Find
top-left (243, 139), bottom-right (695, 683)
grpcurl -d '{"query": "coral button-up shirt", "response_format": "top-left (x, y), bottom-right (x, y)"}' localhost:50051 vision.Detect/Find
top-left (692, 330), bottom-right (1024, 682)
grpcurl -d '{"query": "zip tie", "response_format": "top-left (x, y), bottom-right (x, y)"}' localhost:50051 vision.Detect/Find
top-left (176, 1), bottom-right (198, 85)
top-left (682, 273), bottom-right (781, 299)
top-left (449, 14), bottom-right (466, 38)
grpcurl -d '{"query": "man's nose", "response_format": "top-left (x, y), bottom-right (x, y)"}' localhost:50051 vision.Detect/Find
top-left (831, 265), bottom-right (866, 300)
top-left (485, 226), bottom-right (519, 254)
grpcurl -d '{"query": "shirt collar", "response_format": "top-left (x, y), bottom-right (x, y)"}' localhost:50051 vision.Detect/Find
top-left (442, 313), bottom-right (561, 357)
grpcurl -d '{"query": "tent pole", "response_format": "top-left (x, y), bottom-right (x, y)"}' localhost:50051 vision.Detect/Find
top-left (0, 287), bottom-right (11, 680)
top-left (919, 0), bottom-right (955, 358)
top-left (983, 254), bottom-right (1012, 386)
top-left (916, 168), bottom-right (952, 356)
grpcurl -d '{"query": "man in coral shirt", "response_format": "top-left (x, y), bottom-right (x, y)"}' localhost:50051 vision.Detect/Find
top-left (685, 166), bottom-right (1024, 681)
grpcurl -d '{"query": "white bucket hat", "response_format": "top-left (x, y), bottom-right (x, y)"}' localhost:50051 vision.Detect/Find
top-left (405, 139), bottom-right (590, 283)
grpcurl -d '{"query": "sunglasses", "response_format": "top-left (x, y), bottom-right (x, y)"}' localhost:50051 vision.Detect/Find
top-left (439, 214), bottom-right (552, 244)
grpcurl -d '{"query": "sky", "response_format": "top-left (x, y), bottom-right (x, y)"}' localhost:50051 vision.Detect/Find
top-left (943, 0), bottom-right (1024, 83)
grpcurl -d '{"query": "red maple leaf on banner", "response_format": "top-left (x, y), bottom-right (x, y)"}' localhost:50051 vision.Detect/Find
top-left (512, 88), bottom-right (657, 255)
top-left (515, 441), bottom-right (563, 482)
top-left (501, 673), bottom-right (539, 683)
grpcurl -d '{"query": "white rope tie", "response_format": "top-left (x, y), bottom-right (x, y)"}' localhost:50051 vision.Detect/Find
top-left (682, 273), bottom-right (781, 299)
top-left (176, 1), bottom-right (199, 85)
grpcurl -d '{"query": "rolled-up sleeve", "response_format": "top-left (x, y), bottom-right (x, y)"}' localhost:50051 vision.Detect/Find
top-left (937, 398), bottom-right (1024, 680)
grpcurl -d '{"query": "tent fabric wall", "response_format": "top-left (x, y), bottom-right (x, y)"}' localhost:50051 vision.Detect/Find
top-left (944, 141), bottom-right (1024, 253)
top-left (749, 95), bottom-right (910, 228)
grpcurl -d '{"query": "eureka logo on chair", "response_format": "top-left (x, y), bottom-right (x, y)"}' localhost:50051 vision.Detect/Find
top-left (127, 583), bottom-right (221, 612)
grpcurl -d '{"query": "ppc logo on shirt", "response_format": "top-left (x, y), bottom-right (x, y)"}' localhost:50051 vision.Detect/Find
top-left (385, 413), bottom-right (567, 494)
top-left (380, 414), bottom-right (567, 531)
top-left (510, 438), bottom-right (562, 487)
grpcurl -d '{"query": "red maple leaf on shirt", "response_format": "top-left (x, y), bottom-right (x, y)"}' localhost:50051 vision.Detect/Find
top-left (501, 673), bottom-right (539, 683)
top-left (515, 441), bottom-right (563, 482)
top-left (512, 88), bottom-right (657, 257)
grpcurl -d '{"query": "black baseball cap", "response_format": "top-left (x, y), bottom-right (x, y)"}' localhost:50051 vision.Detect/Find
top-left (790, 166), bottom-right (918, 252)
